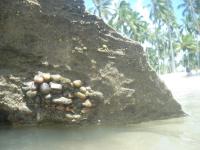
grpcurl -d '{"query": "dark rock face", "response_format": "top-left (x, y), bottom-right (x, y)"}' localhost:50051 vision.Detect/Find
top-left (0, 0), bottom-right (184, 125)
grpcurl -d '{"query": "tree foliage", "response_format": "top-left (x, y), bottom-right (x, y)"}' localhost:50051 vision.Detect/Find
top-left (87, 0), bottom-right (200, 74)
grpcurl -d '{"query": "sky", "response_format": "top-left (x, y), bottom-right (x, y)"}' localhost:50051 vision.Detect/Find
top-left (83, 0), bottom-right (184, 25)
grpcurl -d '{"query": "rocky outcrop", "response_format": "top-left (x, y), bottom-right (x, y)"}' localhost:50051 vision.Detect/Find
top-left (0, 0), bottom-right (184, 125)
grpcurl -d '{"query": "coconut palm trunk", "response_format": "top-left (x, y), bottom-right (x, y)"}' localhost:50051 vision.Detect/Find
top-left (168, 25), bottom-right (176, 72)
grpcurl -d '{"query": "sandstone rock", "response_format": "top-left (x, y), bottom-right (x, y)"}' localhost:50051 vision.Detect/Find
top-left (0, 0), bottom-right (184, 125)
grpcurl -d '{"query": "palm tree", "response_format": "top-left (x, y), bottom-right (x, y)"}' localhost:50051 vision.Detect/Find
top-left (108, 1), bottom-right (131, 33)
top-left (178, 0), bottom-right (200, 34)
top-left (89, 0), bottom-right (112, 19)
top-left (148, 0), bottom-right (175, 73)
top-left (178, 0), bottom-right (200, 67)
top-left (178, 0), bottom-right (198, 18)
top-left (176, 34), bottom-right (197, 68)
top-left (128, 12), bottom-right (149, 43)
top-left (148, 0), bottom-right (169, 26)
top-left (108, 1), bottom-right (148, 43)
top-left (148, 0), bottom-right (177, 72)
top-left (165, 0), bottom-right (177, 72)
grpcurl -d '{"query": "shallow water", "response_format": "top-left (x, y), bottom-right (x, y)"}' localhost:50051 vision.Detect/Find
top-left (0, 73), bottom-right (200, 150)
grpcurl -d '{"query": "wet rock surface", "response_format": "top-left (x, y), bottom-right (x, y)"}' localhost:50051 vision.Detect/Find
top-left (0, 0), bottom-right (184, 125)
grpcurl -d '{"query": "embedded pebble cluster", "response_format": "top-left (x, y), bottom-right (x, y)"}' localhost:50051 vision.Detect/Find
top-left (22, 72), bottom-right (102, 122)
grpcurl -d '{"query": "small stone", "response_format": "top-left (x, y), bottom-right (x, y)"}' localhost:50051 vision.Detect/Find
top-left (65, 114), bottom-right (73, 119)
top-left (74, 92), bottom-right (86, 100)
top-left (26, 90), bottom-right (37, 98)
top-left (34, 75), bottom-right (44, 84)
top-left (45, 94), bottom-right (52, 100)
top-left (80, 86), bottom-right (87, 93)
top-left (102, 44), bottom-right (107, 48)
top-left (40, 83), bottom-right (51, 94)
top-left (73, 80), bottom-right (82, 88)
top-left (85, 91), bottom-right (90, 97)
top-left (52, 97), bottom-right (72, 105)
top-left (41, 73), bottom-right (51, 81)
top-left (49, 82), bottom-right (62, 91)
top-left (50, 74), bottom-right (62, 82)
top-left (65, 114), bottom-right (81, 119)
top-left (73, 114), bottom-right (81, 119)
top-left (60, 77), bottom-right (71, 84)
top-left (56, 105), bottom-right (65, 111)
top-left (82, 99), bottom-right (92, 108)
top-left (72, 119), bottom-right (76, 122)
top-left (86, 86), bottom-right (92, 92)
top-left (70, 82), bottom-right (74, 87)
